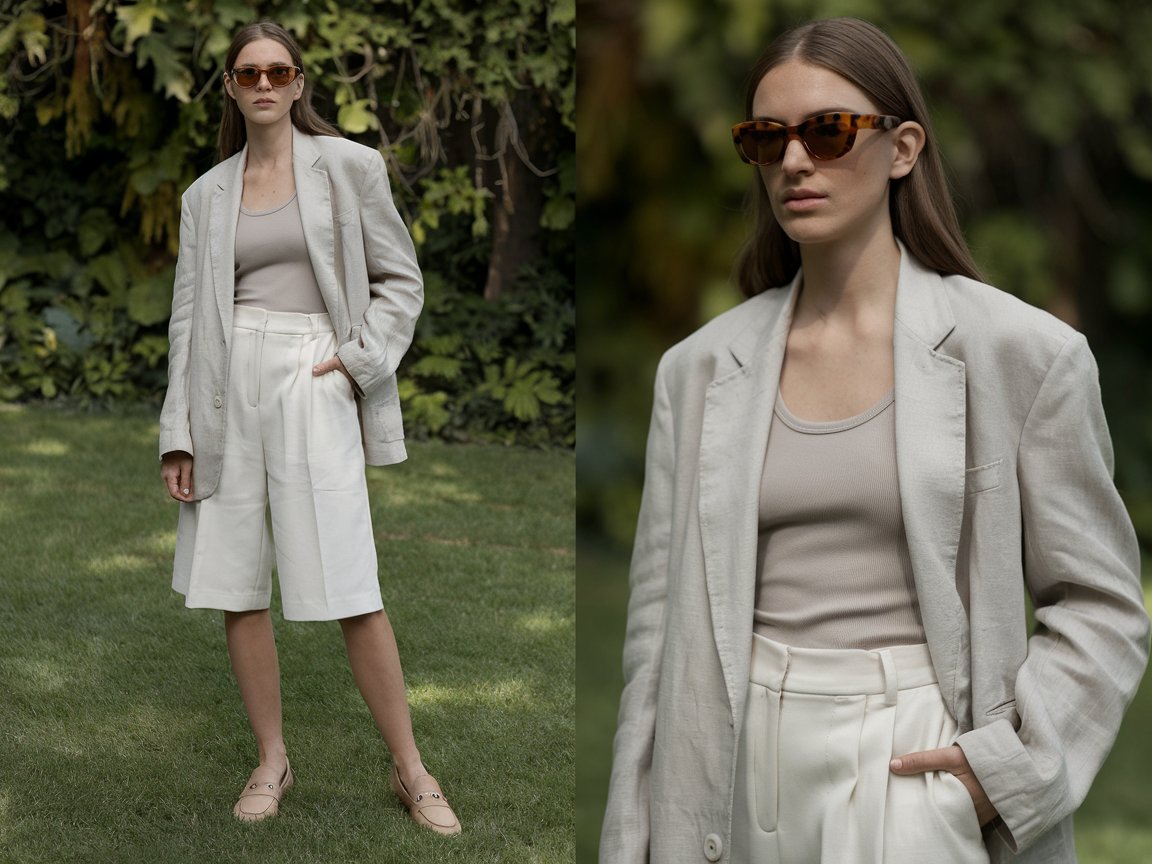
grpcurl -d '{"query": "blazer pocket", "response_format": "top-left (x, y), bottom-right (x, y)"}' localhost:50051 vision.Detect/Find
top-left (965, 459), bottom-right (1002, 495)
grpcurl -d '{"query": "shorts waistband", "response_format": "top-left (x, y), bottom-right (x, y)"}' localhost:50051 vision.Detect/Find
top-left (751, 633), bottom-right (937, 696)
top-left (233, 305), bottom-right (332, 335)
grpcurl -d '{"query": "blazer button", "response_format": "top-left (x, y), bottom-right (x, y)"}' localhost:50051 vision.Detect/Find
top-left (213, 396), bottom-right (222, 408)
top-left (703, 833), bottom-right (723, 861)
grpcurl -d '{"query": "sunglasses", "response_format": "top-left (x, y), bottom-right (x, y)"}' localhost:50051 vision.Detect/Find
top-left (229, 65), bottom-right (302, 88)
top-left (731, 112), bottom-right (902, 165)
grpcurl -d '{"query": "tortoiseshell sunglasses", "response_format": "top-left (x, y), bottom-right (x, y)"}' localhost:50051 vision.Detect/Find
top-left (731, 112), bottom-right (903, 165)
top-left (228, 64), bottom-right (302, 88)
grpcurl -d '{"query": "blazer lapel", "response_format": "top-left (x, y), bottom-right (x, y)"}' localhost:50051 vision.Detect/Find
top-left (209, 147), bottom-right (246, 348)
top-left (292, 127), bottom-right (343, 324)
top-left (892, 246), bottom-right (970, 719)
top-left (698, 277), bottom-right (798, 720)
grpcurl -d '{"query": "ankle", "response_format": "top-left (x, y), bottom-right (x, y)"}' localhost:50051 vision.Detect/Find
top-left (258, 743), bottom-right (288, 767)
top-left (395, 753), bottom-right (426, 785)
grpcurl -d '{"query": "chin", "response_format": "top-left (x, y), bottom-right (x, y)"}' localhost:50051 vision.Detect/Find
top-left (776, 216), bottom-right (841, 247)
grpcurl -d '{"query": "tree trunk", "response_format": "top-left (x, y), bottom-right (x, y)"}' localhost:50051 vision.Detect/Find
top-left (483, 90), bottom-right (545, 301)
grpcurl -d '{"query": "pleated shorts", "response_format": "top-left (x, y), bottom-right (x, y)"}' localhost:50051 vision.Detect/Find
top-left (172, 306), bottom-right (383, 621)
top-left (731, 633), bottom-right (990, 864)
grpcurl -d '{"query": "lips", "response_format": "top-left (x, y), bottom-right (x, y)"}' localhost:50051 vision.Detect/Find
top-left (783, 188), bottom-right (825, 202)
top-left (781, 188), bottom-right (827, 212)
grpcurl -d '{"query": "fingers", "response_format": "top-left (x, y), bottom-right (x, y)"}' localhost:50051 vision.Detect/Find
top-left (889, 744), bottom-right (966, 775)
top-left (313, 355), bottom-right (357, 391)
top-left (312, 356), bottom-right (340, 376)
top-left (890, 744), bottom-right (1000, 826)
top-left (179, 461), bottom-right (194, 501)
top-left (161, 455), bottom-right (194, 502)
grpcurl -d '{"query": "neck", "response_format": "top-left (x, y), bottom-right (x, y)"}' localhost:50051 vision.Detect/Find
top-left (794, 222), bottom-right (902, 326)
top-left (244, 116), bottom-right (294, 169)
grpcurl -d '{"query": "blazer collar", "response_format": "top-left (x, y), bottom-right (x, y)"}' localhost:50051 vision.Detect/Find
top-left (699, 277), bottom-right (798, 721)
top-left (893, 239), bottom-right (956, 352)
top-left (727, 271), bottom-right (800, 368)
top-left (891, 241), bottom-right (970, 721)
top-left (291, 127), bottom-right (343, 322)
top-left (208, 146), bottom-right (247, 345)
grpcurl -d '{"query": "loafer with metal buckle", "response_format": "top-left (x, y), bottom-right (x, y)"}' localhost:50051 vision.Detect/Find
top-left (390, 764), bottom-right (461, 835)
top-left (233, 760), bottom-right (294, 822)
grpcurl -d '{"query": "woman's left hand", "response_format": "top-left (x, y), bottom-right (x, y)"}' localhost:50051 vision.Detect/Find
top-left (890, 744), bottom-right (999, 826)
top-left (313, 355), bottom-right (357, 390)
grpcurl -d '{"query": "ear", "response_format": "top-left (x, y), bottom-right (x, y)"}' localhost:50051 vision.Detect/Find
top-left (890, 121), bottom-right (925, 180)
top-left (292, 73), bottom-right (305, 103)
top-left (223, 73), bottom-right (236, 101)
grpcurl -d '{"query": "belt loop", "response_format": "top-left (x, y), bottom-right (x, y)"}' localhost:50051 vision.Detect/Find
top-left (878, 650), bottom-right (898, 705)
top-left (779, 646), bottom-right (792, 695)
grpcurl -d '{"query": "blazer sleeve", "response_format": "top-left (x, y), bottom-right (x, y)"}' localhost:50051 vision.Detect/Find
top-left (956, 332), bottom-right (1150, 852)
top-left (600, 358), bottom-right (676, 864)
top-left (158, 194), bottom-right (197, 459)
top-left (336, 150), bottom-right (424, 397)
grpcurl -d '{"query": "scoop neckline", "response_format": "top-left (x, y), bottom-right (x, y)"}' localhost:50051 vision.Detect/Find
top-left (775, 389), bottom-right (894, 434)
top-left (240, 192), bottom-right (298, 217)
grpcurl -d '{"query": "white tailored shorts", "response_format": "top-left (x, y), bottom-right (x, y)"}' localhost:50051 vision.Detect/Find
top-left (731, 633), bottom-right (990, 864)
top-left (172, 306), bottom-right (382, 621)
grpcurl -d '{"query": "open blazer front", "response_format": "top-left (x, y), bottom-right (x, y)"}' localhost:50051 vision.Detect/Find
top-left (601, 246), bottom-right (1149, 864)
top-left (159, 127), bottom-right (424, 498)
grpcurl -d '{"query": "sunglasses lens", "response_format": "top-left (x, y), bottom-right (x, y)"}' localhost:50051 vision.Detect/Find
top-left (802, 120), bottom-right (850, 159)
top-left (738, 129), bottom-right (784, 165)
top-left (268, 66), bottom-right (295, 86)
top-left (233, 68), bottom-right (259, 87)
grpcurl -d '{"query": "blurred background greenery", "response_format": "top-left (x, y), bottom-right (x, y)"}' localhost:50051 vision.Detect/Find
top-left (0, 0), bottom-right (574, 446)
top-left (577, 0), bottom-right (1152, 861)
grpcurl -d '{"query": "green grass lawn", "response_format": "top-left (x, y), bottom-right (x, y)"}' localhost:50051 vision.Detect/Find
top-left (0, 403), bottom-right (574, 864)
top-left (577, 540), bottom-right (1152, 864)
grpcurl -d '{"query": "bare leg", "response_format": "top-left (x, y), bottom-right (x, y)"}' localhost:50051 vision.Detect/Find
top-left (225, 609), bottom-right (289, 781)
top-left (339, 609), bottom-right (425, 787)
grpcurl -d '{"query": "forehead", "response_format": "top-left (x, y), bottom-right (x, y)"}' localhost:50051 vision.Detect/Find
top-left (751, 60), bottom-right (878, 122)
top-left (234, 38), bottom-right (293, 67)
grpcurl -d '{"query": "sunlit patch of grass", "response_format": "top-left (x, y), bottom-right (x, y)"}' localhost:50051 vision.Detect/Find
top-left (22, 438), bottom-right (71, 457)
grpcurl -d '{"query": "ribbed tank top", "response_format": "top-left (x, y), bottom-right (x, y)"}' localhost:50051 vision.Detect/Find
top-left (234, 193), bottom-right (327, 314)
top-left (753, 390), bottom-right (926, 649)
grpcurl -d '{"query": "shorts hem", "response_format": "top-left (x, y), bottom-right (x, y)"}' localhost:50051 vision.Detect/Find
top-left (174, 587), bottom-right (271, 613)
top-left (282, 592), bottom-right (384, 622)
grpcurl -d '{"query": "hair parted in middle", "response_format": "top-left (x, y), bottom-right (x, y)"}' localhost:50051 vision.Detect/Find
top-left (217, 20), bottom-right (342, 163)
top-left (735, 17), bottom-right (983, 297)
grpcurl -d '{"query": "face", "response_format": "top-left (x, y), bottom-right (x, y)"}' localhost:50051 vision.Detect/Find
top-left (751, 60), bottom-right (921, 249)
top-left (224, 37), bottom-right (304, 128)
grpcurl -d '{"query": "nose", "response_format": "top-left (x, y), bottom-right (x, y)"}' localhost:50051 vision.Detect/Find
top-left (255, 71), bottom-right (273, 90)
top-left (779, 136), bottom-right (813, 174)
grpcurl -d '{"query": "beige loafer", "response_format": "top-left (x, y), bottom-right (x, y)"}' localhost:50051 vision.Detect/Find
top-left (233, 760), bottom-right (294, 822)
top-left (390, 764), bottom-right (462, 835)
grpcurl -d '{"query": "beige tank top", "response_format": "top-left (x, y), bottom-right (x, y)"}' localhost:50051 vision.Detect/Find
top-left (234, 193), bottom-right (327, 314)
top-left (753, 390), bottom-right (926, 649)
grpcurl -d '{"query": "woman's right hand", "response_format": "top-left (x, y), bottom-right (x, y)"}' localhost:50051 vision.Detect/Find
top-left (161, 451), bottom-right (195, 502)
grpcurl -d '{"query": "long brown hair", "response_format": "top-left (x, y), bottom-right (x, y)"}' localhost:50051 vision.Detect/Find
top-left (735, 18), bottom-right (982, 296)
top-left (217, 21), bottom-right (342, 162)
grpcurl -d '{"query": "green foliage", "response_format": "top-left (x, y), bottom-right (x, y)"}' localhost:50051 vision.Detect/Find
top-left (0, 0), bottom-right (573, 446)
top-left (401, 253), bottom-right (574, 448)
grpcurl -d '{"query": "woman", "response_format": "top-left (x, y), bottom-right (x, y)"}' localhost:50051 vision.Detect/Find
top-left (600, 17), bottom-right (1147, 864)
top-left (158, 21), bottom-right (460, 835)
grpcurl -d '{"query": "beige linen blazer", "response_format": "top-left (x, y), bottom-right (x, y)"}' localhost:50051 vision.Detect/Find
top-left (158, 128), bottom-right (423, 498)
top-left (601, 247), bottom-right (1149, 864)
